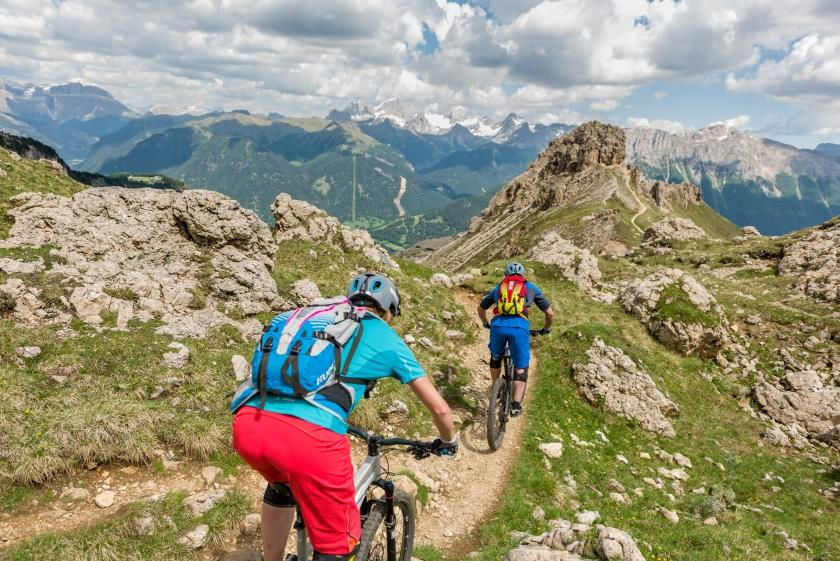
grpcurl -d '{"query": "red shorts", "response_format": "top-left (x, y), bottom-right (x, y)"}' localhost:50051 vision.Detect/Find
top-left (232, 407), bottom-right (360, 554)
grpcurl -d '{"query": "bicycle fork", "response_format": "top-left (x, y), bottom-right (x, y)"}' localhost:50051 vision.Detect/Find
top-left (374, 478), bottom-right (398, 561)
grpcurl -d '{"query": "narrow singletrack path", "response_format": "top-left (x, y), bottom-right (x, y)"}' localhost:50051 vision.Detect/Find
top-left (628, 183), bottom-right (647, 234)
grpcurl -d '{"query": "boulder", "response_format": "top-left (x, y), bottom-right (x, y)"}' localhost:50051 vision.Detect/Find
top-left (201, 466), bottom-right (223, 485)
top-left (290, 279), bottom-right (322, 306)
top-left (60, 487), bottom-right (90, 501)
top-left (271, 193), bottom-right (397, 269)
top-left (779, 219), bottom-right (840, 303)
top-left (94, 490), bottom-right (115, 508)
top-left (162, 342), bottom-right (190, 369)
top-left (753, 381), bottom-right (840, 442)
top-left (539, 442), bottom-right (564, 459)
top-left (430, 273), bottom-right (453, 288)
top-left (16, 346), bottom-right (41, 358)
top-left (504, 547), bottom-right (585, 561)
top-left (232, 354), bottom-right (251, 382)
top-left (1, 188), bottom-right (280, 335)
top-left (179, 524), bottom-right (209, 549)
top-left (781, 370), bottom-right (823, 392)
top-left (643, 218), bottom-right (707, 245)
top-left (573, 338), bottom-right (680, 437)
top-left (184, 489), bottom-right (227, 516)
top-left (619, 269), bottom-right (728, 358)
top-left (596, 527), bottom-right (646, 561)
top-left (741, 226), bottom-right (761, 238)
top-left (0, 257), bottom-right (45, 274)
top-left (527, 232), bottom-right (603, 297)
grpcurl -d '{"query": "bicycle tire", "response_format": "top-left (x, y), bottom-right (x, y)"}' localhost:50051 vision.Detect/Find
top-left (356, 490), bottom-right (416, 561)
top-left (487, 377), bottom-right (508, 451)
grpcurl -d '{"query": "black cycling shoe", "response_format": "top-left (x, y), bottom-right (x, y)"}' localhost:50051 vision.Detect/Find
top-left (510, 401), bottom-right (523, 417)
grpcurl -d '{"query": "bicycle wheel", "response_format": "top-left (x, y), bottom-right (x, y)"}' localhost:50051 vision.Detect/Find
top-left (487, 376), bottom-right (508, 451)
top-left (356, 490), bottom-right (416, 561)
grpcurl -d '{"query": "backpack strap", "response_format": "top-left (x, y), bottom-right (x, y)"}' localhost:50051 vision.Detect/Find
top-left (257, 335), bottom-right (276, 409)
top-left (336, 318), bottom-right (378, 399)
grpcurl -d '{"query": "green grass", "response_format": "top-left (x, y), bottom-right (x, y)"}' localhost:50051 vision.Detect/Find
top-left (653, 284), bottom-right (722, 328)
top-left (2, 490), bottom-right (250, 561)
top-left (456, 266), bottom-right (839, 561)
top-left (399, 470), bottom-right (431, 506)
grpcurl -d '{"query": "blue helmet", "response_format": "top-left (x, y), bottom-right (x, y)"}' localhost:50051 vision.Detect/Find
top-left (505, 262), bottom-right (526, 277)
top-left (347, 272), bottom-right (401, 316)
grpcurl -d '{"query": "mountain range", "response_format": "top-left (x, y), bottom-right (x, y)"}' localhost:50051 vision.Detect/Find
top-left (1, 80), bottom-right (839, 243)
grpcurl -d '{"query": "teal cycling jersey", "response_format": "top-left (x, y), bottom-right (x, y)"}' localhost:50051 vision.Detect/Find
top-left (243, 312), bottom-right (425, 435)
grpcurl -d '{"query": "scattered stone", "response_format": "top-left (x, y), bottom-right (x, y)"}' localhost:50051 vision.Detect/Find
top-left (16, 346), bottom-right (41, 359)
top-left (242, 512), bottom-right (261, 535)
top-left (444, 329), bottom-right (465, 340)
top-left (539, 442), bottom-right (564, 459)
top-left (162, 342), bottom-right (190, 369)
top-left (575, 511), bottom-right (600, 525)
top-left (60, 487), bottom-right (89, 501)
top-left (616, 454), bottom-right (630, 464)
top-left (419, 337), bottom-right (435, 348)
top-left (741, 226), bottom-right (761, 238)
top-left (779, 218), bottom-right (840, 303)
top-left (404, 334), bottom-right (416, 345)
top-left (672, 453), bottom-right (692, 469)
top-left (658, 507), bottom-right (679, 524)
top-left (430, 273), bottom-right (453, 288)
top-left (179, 524), bottom-right (210, 549)
top-left (745, 315), bottom-right (762, 325)
top-left (185, 489), bottom-right (227, 516)
top-left (232, 354), bottom-right (250, 382)
top-left (703, 517), bottom-right (718, 526)
top-left (572, 338), bottom-right (680, 437)
top-left (657, 467), bottom-right (689, 481)
top-left (607, 479), bottom-right (625, 493)
top-left (643, 217), bottom-right (707, 245)
top-left (382, 400), bottom-right (409, 424)
top-left (533, 506), bottom-right (546, 521)
top-left (639, 452), bottom-right (651, 460)
top-left (609, 492), bottom-right (628, 505)
top-left (0, 257), bottom-right (45, 275)
top-left (94, 490), bottom-right (115, 508)
top-left (452, 273), bottom-right (474, 286)
top-left (596, 527), bottom-right (646, 561)
top-left (290, 279), bottom-right (322, 306)
top-left (135, 515), bottom-right (156, 536)
top-left (201, 466), bottom-right (223, 485)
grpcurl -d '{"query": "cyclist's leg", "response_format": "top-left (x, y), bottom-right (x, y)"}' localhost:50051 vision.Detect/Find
top-left (507, 327), bottom-right (531, 404)
top-left (232, 409), bottom-right (295, 561)
top-left (487, 324), bottom-right (507, 384)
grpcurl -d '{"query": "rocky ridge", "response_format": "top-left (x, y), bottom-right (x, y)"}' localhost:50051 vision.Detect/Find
top-left (778, 218), bottom-right (840, 303)
top-left (0, 188), bottom-right (280, 337)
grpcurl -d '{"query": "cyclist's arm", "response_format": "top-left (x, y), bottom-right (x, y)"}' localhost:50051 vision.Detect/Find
top-left (408, 377), bottom-right (456, 442)
top-left (477, 288), bottom-right (496, 327)
top-left (477, 305), bottom-right (490, 327)
top-left (543, 306), bottom-right (554, 330)
top-left (532, 284), bottom-right (554, 330)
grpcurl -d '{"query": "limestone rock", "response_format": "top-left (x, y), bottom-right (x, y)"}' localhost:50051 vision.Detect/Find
top-left (16, 346), bottom-right (41, 358)
top-left (505, 547), bottom-right (586, 561)
top-left (779, 218), bottom-right (840, 303)
top-left (1, 188), bottom-right (280, 335)
top-left (659, 507), bottom-right (679, 524)
top-left (179, 524), bottom-right (210, 549)
top-left (185, 489), bottom-right (227, 516)
top-left (573, 338), bottom-right (679, 437)
top-left (619, 268), bottom-right (728, 358)
top-left (242, 513), bottom-right (261, 535)
top-left (162, 342), bottom-right (190, 369)
top-left (643, 217), bottom-right (707, 245)
top-left (381, 400), bottom-right (409, 424)
top-left (527, 232), bottom-right (603, 297)
top-left (134, 515), bottom-right (156, 536)
top-left (781, 370), bottom-right (822, 392)
top-left (290, 279), bottom-right (322, 306)
top-left (430, 273), bottom-right (453, 288)
top-left (741, 226), bottom-right (761, 238)
top-left (94, 490), bottom-right (115, 508)
top-left (753, 380), bottom-right (840, 442)
top-left (201, 466), bottom-right (223, 485)
top-left (596, 527), bottom-right (646, 561)
top-left (232, 354), bottom-right (251, 382)
top-left (271, 193), bottom-right (397, 269)
top-left (60, 487), bottom-right (90, 501)
top-left (539, 442), bottom-right (564, 459)
top-left (0, 257), bottom-right (45, 275)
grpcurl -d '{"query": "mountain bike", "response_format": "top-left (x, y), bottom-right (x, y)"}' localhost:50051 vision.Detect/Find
top-left (486, 329), bottom-right (541, 451)
top-left (283, 426), bottom-right (442, 561)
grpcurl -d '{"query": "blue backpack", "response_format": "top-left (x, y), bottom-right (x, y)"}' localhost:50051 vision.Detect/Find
top-left (230, 297), bottom-right (372, 420)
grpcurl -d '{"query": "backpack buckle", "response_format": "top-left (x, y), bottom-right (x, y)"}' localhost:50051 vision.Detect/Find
top-left (290, 341), bottom-right (302, 355)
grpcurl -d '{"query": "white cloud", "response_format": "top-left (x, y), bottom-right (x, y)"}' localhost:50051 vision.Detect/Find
top-left (627, 117), bottom-right (685, 134)
top-left (590, 100), bottom-right (619, 111)
top-left (653, 91), bottom-right (668, 100)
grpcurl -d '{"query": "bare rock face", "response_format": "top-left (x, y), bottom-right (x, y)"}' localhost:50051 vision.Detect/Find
top-left (753, 375), bottom-right (840, 445)
top-left (573, 338), bottom-right (680, 437)
top-left (271, 193), bottom-right (397, 269)
top-left (1, 188), bottom-right (280, 336)
top-left (779, 218), bottom-right (840, 303)
top-left (527, 232), bottom-right (604, 298)
top-left (642, 218), bottom-right (708, 245)
top-left (539, 121), bottom-right (626, 175)
top-left (290, 279), bottom-right (322, 306)
top-left (619, 269), bottom-right (728, 358)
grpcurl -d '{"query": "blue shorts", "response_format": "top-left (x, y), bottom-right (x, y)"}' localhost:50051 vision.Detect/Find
top-left (488, 323), bottom-right (530, 369)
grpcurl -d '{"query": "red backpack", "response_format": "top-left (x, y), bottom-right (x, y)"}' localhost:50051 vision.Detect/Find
top-left (495, 275), bottom-right (528, 317)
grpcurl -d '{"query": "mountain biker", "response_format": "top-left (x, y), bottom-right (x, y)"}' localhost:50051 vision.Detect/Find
top-left (477, 262), bottom-right (554, 417)
top-left (232, 272), bottom-right (457, 561)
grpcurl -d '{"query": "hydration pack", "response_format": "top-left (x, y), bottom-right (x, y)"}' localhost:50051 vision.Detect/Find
top-left (230, 297), bottom-right (374, 420)
top-left (495, 274), bottom-right (528, 316)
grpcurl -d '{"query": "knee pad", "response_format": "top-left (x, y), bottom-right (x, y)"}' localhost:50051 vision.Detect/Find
top-left (263, 482), bottom-right (296, 508)
top-left (513, 368), bottom-right (529, 382)
top-left (489, 356), bottom-right (502, 369)
top-left (313, 544), bottom-right (360, 561)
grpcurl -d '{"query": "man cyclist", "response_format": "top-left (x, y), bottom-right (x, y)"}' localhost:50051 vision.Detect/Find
top-left (477, 262), bottom-right (554, 417)
top-left (232, 272), bottom-right (457, 561)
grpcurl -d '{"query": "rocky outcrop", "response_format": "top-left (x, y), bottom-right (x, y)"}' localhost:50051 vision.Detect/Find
top-left (647, 181), bottom-right (702, 210)
top-left (506, 519), bottom-right (646, 561)
top-left (537, 121), bottom-right (626, 175)
top-left (619, 269), bottom-right (728, 358)
top-left (778, 218), bottom-right (840, 303)
top-left (271, 193), bottom-right (397, 269)
top-left (573, 338), bottom-right (680, 437)
top-left (1, 188), bottom-right (280, 337)
top-left (753, 371), bottom-right (840, 446)
top-left (527, 232), bottom-right (612, 302)
top-left (642, 218), bottom-right (707, 245)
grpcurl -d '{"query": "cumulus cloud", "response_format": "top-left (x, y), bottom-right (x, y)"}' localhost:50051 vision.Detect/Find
top-left (0, 0), bottom-right (838, 127)
top-left (708, 115), bottom-right (751, 129)
top-left (654, 91), bottom-right (668, 100)
top-left (626, 117), bottom-right (685, 134)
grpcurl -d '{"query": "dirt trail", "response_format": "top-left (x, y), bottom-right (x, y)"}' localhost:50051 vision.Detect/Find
top-left (628, 183), bottom-right (647, 234)
top-left (1, 289), bottom-right (532, 556)
top-left (394, 176), bottom-right (407, 217)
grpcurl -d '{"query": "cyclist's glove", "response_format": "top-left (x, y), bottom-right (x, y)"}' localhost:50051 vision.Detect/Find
top-left (539, 327), bottom-right (551, 335)
top-left (431, 437), bottom-right (458, 457)
top-left (482, 321), bottom-right (491, 329)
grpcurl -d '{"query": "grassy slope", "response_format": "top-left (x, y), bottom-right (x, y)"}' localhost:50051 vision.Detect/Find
top-left (455, 258), bottom-right (839, 561)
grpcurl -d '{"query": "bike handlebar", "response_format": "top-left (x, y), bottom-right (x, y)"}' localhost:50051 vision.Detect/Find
top-left (483, 324), bottom-right (546, 337)
top-left (347, 425), bottom-right (441, 459)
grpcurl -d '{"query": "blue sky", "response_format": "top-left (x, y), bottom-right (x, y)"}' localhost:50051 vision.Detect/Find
top-left (1, 0), bottom-right (839, 148)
